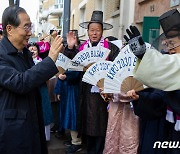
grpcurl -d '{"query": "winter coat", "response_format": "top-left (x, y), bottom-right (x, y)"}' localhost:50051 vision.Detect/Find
top-left (133, 89), bottom-right (180, 154)
top-left (0, 36), bottom-right (58, 154)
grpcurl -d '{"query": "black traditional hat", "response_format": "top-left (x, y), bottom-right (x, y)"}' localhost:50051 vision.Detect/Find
top-left (152, 9), bottom-right (180, 51)
top-left (79, 10), bottom-right (113, 30)
top-left (159, 8), bottom-right (180, 38)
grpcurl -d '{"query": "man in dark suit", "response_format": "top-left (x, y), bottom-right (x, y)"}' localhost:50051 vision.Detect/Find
top-left (0, 5), bottom-right (63, 154)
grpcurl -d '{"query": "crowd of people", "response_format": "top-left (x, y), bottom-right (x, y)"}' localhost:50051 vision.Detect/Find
top-left (0, 4), bottom-right (180, 154)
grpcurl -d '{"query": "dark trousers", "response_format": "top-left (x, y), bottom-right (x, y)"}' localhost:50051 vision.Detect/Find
top-left (51, 101), bottom-right (59, 128)
top-left (86, 135), bottom-right (105, 154)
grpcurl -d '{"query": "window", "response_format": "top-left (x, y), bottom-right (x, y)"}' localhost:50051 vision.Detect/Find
top-left (55, 0), bottom-right (63, 4)
top-left (79, 7), bottom-right (86, 36)
top-left (72, 14), bottom-right (75, 30)
top-left (115, 0), bottom-right (120, 11)
top-left (55, 0), bottom-right (63, 8)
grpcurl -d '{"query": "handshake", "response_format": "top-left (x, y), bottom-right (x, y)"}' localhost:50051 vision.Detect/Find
top-left (124, 25), bottom-right (146, 59)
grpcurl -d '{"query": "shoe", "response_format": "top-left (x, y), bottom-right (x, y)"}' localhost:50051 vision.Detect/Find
top-left (66, 144), bottom-right (82, 154)
top-left (50, 125), bottom-right (58, 133)
top-left (64, 140), bottom-right (72, 147)
top-left (54, 131), bottom-right (65, 139)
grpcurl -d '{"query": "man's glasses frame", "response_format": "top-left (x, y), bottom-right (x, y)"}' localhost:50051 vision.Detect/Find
top-left (162, 36), bottom-right (180, 50)
top-left (18, 24), bottom-right (32, 33)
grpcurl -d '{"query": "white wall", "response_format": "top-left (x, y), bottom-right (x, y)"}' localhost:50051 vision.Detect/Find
top-left (119, 0), bottom-right (135, 40)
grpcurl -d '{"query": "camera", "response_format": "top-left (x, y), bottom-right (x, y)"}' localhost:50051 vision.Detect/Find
top-left (58, 30), bottom-right (61, 35)
top-left (50, 29), bottom-right (54, 35)
top-left (50, 29), bottom-right (61, 35)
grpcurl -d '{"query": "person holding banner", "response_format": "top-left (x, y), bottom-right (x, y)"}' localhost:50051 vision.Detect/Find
top-left (66, 11), bottom-right (119, 154)
top-left (0, 6), bottom-right (63, 154)
top-left (124, 9), bottom-right (180, 153)
top-left (102, 43), bottom-right (140, 153)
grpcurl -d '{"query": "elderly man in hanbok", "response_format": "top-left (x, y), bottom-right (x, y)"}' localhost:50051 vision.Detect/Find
top-left (66, 11), bottom-right (119, 154)
top-left (124, 9), bottom-right (180, 153)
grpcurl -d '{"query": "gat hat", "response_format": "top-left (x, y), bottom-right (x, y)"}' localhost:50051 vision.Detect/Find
top-left (79, 10), bottom-right (113, 30)
top-left (159, 8), bottom-right (180, 38)
top-left (151, 9), bottom-right (180, 52)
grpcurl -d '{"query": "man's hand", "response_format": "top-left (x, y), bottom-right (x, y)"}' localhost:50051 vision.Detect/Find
top-left (99, 88), bottom-right (113, 103)
top-left (126, 89), bottom-right (139, 101)
top-left (57, 94), bottom-right (60, 101)
top-left (102, 93), bottom-right (113, 102)
top-left (48, 36), bottom-right (63, 62)
top-left (124, 25), bottom-right (146, 59)
top-left (58, 74), bottom-right (66, 80)
top-left (67, 31), bottom-right (77, 49)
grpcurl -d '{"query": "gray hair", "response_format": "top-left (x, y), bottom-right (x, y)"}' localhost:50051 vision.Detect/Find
top-left (2, 5), bottom-right (27, 36)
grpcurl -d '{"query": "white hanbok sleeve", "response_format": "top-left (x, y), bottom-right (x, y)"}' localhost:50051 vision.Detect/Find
top-left (133, 48), bottom-right (180, 91)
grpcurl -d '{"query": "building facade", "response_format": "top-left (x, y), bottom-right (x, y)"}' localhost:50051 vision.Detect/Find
top-left (38, 0), bottom-right (63, 37)
top-left (37, 0), bottom-right (180, 43)
top-left (70, 0), bottom-right (135, 40)
top-left (134, 0), bottom-right (180, 43)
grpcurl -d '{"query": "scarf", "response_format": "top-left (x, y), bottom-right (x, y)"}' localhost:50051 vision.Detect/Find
top-left (79, 37), bottom-right (109, 51)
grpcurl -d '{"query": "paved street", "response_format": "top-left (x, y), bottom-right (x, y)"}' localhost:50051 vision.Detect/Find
top-left (48, 132), bottom-right (86, 154)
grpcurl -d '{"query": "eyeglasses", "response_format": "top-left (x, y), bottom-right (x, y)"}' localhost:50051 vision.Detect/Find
top-left (162, 36), bottom-right (180, 50)
top-left (18, 24), bottom-right (32, 33)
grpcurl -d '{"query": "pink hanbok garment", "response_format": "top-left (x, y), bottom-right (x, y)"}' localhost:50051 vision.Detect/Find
top-left (103, 93), bottom-right (139, 154)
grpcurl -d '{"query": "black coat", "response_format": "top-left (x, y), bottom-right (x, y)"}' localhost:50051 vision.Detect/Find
top-left (166, 91), bottom-right (180, 115)
top-left (0, 37), bottom-right (58, 154)
top-left (133, 89), bottom-right (180, 154)
top-left (133, 89), bottom-right (167, 154)
top-left (133, 88), bottom-right (166, 120)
